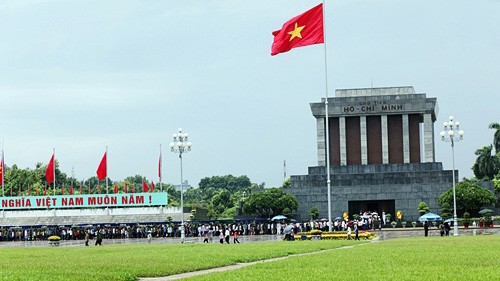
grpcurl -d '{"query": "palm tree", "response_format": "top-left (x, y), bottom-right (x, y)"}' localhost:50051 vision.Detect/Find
top-left (472, 145), bottom-right (499, 180)
top-left (490, 122), bottom-right (500, 154)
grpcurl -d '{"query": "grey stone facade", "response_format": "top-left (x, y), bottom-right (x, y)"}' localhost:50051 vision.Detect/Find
top-left (289, 163), bottom-right (455, 222)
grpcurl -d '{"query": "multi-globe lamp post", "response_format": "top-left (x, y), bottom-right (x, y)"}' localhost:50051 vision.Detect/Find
top-left (440, 116), bottom-right (464, 236)
top-left (170, 128), bottom-right (192, 243)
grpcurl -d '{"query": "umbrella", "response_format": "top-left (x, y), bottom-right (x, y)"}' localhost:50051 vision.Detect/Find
top-left (320, 218), bottom-right (328, 222)
top-left (271, 215), bottom-right (287, 221)
top-left (444, 219), bottom-right (453, 223)
top-left (478, 208), bottom-right (494, 215)
top-left (334, 216), bottom-right (342, 220)
top-left (418, 212), bottom-right (442, 222)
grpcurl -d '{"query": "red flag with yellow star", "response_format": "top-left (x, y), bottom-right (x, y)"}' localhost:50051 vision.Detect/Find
top-left (271, 3), bottom-right (324, 56)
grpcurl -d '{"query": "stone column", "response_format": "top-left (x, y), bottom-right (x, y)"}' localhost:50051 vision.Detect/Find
top-left (316, 117), bottom-right (326, 166)
top-left (381, 115), bottom-right (389, 164)
top-left (360, 116), bottom-right (368, 165)
top-left (339, 116), bottom-right (347, 165)
top-left (403, 114), bottom-right (410, 163)
top-left (423, 113), bottom-right (435, 162)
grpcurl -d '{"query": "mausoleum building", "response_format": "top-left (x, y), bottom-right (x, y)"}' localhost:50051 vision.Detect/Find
top-left (289, 86), bottom-right (455, 222)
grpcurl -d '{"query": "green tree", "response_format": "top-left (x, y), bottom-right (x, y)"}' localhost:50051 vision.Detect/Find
top-left (208, 189), bottom-right (234, 218)
top-left (438, 181), bottom-right (498, 216)
top-left (243, 188), bottom-right (298, 218)
top-left (281, 178), bottom-right (291, 188)
top-left (494, 177), bottom-right (500, 194)
top-left (472, 145), bottom-right (500, 180)
top-left (490, 122), bottom-right (500, 154)
top-left (417, 201), bottom-right (431, 215)
top-left (440, 202), bottom-right (452, 220)
top-left (308, 205), bottom-right (320, 220)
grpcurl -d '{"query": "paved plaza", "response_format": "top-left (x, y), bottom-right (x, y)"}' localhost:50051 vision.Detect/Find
top-left (0, 227), bottom-right (498, 248)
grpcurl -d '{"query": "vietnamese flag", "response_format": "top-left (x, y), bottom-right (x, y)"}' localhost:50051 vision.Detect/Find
top-left (10, 186), bottom-right (12, 196)
top-left (132, 185), bottom-right (136, 193)
top-left (143, 181), bottom-right (149, 193)
top-left (45, 153), bottom-right (55, 185)
top-left (27, 184), bottom-right (31, 196)
top-left (69, 184), bottom-right (73, 195)
top-left (79, 183), bottom-right (83, 195)
top-left (97, 185), bottom-right (101, 194)
top-left (271, 3), bottom-right (324, 56)
top-left (151, 181), bottom-right (155, 192)
top-left (36, 189), bottom-right (39, 196)
top-left (96, 152), bottom-right (107, 181)
top-left (124, 182), bottom-right (128, 193)
top-left (61, 184), bottom-right (64, 195)
top-left (113, 183), bottom-right (118, 194)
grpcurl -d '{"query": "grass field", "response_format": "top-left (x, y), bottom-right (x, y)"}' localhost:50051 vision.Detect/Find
top-left (0, 236), bottom-right (499, 280)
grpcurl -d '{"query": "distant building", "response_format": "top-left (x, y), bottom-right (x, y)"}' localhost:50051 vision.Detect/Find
top-left (288, 87), bottom-right (455, 222)
top-left (173, 180), bottom-right (191, 191)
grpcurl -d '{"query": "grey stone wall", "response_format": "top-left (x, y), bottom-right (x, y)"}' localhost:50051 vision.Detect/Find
top-left (288, 163), bottom-right (455, 222)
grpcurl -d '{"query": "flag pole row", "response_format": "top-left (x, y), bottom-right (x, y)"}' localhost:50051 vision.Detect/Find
top-left (0, 145), bottom-right (164, 197)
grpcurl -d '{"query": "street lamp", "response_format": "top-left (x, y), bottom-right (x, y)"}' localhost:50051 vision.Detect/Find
top-left (170, 128), bottom-right (192, 243)
top-left (440, 115), bottom-right (464, 236)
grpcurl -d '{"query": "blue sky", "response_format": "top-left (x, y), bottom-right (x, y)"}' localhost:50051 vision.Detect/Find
top-left (0, 0), bottom-right (498, 188)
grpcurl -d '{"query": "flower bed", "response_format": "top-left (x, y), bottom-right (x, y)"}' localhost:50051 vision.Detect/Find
top-left (294, 231), bottom-right (376, 241)
top-left (48, 235), bottom-right (61, 246)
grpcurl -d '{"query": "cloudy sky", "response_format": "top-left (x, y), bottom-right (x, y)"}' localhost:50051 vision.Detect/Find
top-left (0, 0), bottom-right (498, 189)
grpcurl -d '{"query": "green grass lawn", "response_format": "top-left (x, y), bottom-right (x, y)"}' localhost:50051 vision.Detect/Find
top-left (189, 236), bottom-right (500, 281)
top-left (0, 236), bottom-right (499, 281)
top-left (0, 240), bottom-right (358, 281)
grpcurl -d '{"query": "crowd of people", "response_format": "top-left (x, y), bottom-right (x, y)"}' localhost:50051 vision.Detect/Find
top-left (0, 211), bottom-right (385, 243)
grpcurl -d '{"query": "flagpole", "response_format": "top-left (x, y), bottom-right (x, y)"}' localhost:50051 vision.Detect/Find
top-left (105, 146), bottom-right (109, 194)
top-left (159, 144), bottom-right (163, 192)
top-left (53, 148), bottom-right (56, 196)
top-left (322, 0), bottom-right (333, 232)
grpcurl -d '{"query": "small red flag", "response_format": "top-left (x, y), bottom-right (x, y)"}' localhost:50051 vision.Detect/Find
top-left (79, 183), bottom-right (83, 195)
top-left (44, 184), bottom-right (47, 196)
top-left (69, 184), bottom-right (73, 195)
top-left (0, 152), bottom-right (4, 185)
top-left (271, 3), bottom-right (324, 56)
top-left (97, 185), bottom-right (101, 194)
top-left (10, 186), bottom-right (12, 196)
top-left (36, 189), bottom-right (39, 196)
top-left (46, 153), bottom-right (55, 185)
top-left (151, 181), bottom-right (155, 193)
top-left (132, 185), bottom-right (136, 193)
top-left (113, 183), bottom-right (118, 194)
top-left (96, 152), bottom-right (107, 181)
top-left (28, 184), bottom-right (31, 196)
top-left (88, 182), bottom-right (91, 194)
top-left (143, 181), bottom-right (149, 193)
top-left (61, 184), bottom-right (64, 195)
top-left (124, 182), bottom-right (128, 193)
top-left (18, 185), bottom-right (21, 196)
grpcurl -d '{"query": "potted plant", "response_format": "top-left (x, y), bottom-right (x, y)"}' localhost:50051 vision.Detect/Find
top-left (48, 235), bottom-right (61, 246)
top-left (463, 212), bottom-right (471, 228)
top-left (401, 221), bottom-right (407, 228)
top-left (385, 213), bottom-right (391, 225)
top-left (391, 221), bottom-right (397, 228)
top-left (411, 221), bottom-right (417, 228)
